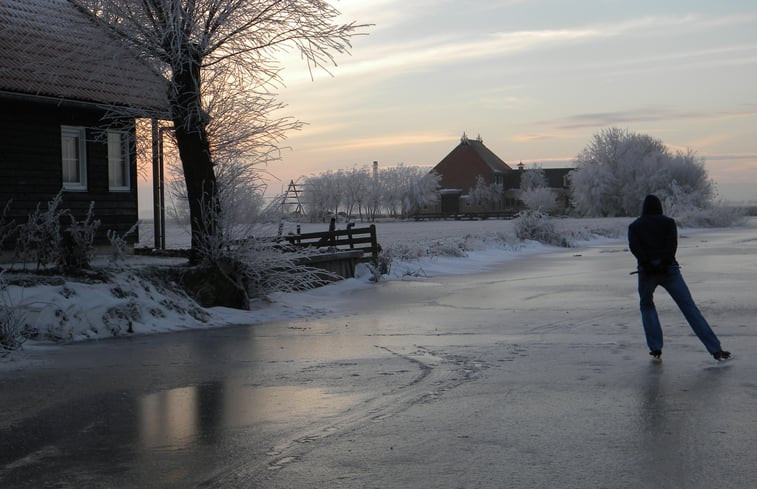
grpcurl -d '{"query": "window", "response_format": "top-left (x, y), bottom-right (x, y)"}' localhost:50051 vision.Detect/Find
top-left (61, 126), bottom-right (87, 190)
top-left (107, 130), bottom-right (130, 191)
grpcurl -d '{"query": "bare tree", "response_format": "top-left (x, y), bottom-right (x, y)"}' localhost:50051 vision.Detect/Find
top-left (72, 0), bottom-right (366, 261)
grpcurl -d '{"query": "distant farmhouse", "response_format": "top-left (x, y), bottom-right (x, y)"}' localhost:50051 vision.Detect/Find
top-left (419, 134), bottom-right (573, 217)
top-left (0, 0), bottom-right (169, 245)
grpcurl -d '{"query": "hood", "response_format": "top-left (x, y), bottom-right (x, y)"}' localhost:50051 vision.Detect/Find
top-left (641, 195), bottom-right (663, 216)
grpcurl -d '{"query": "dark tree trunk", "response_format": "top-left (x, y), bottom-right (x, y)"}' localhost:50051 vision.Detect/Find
top-left (170, 48), bottom-right (219, 264)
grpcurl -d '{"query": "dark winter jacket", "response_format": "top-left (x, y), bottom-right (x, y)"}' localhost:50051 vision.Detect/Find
top-left (628, 195), bottom-right (678, 273)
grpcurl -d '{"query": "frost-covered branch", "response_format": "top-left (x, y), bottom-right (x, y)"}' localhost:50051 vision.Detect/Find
top-left (71, 0), bottom-right (368, 261)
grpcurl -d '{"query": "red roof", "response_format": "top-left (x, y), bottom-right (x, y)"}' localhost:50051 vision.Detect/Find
top-left (0, 0), bottom-right (169, 113)
top-left (431, 135), bottom-right (512, 192)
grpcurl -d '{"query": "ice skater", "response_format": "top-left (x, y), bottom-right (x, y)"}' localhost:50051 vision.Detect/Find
top-left (628, 194), bottom-right (730, 361)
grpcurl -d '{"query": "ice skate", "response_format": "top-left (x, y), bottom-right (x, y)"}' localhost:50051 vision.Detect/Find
top-left (713, 351), bottom-right (732, 361)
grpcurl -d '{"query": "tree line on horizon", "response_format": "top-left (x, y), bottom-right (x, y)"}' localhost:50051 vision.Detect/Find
top-left (281, 127), bottom-right (721, 221)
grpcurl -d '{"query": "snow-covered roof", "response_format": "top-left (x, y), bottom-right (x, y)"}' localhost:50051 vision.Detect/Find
top-left (0, 0), bottom-right (169, 113)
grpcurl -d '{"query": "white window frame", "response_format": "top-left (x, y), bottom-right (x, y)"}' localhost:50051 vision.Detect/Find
top-left (107, 130), bottom-right (130, 191)
top-left (61, 126), bottom-right (87, 191)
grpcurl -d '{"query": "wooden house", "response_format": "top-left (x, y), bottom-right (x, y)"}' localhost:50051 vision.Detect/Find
top-left (421, 134), bottom-right (573, 217)
top-left (0, 0), bottom-right (169, 245)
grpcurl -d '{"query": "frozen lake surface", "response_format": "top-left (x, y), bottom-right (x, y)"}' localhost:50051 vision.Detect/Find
top-left (2, 221), bottom-right (757, 487)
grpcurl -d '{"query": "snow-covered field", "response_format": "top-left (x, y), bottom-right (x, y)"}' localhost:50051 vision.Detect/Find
top-left (0, 216), bottom-right (669, 356)
top-left (137, 217), bottom-right (632, 251)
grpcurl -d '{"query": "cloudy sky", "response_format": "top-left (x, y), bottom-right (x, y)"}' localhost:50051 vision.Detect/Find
top-left (264, 0), bottom-right (757, 200)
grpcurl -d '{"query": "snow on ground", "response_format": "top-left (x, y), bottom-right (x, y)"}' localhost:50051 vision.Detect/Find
top-left (3, 217), bottom-right (641, 354)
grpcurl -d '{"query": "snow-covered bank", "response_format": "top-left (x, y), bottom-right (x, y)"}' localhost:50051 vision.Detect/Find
top-left (0, 216), bottom-right (686, 354)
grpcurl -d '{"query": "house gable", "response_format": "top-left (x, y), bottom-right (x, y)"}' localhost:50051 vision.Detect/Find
top-left (431, 135), bottom-right (512, 193)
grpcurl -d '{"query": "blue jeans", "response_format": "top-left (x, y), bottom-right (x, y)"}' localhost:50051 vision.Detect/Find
top-left (637, 266), bottom-right (722, 354)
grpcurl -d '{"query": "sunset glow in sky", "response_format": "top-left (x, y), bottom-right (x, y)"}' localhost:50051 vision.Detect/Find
top-left (264, 0), bottom-right (757, 201)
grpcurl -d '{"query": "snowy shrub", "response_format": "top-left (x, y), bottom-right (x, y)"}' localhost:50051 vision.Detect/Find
top-left (657, 181), bottom-right (748, 228)
top-left (12, 193), bottom-right (100, 272)
top-left (380, 242), bottom-right (427, 262)
top-left (468, 175), bottom-right (504, 210)
top-left (0, 200), bottom-right (14, 250)
top-left (519, 166), bottom-right (559, 213)
top-left (0, 274), bottom-right (26, 353)
top-left (672, 204), bottom-right (747, 228)
top-left (61, 202), bottom-right (100, 272)
top-left (14, 192), bottom-right (66, 271)
top-left (375, 251), bottom-right (393, 276)
top-left (107, 222), bottom-right (139, 264)
top-left (428, 239), bottom-right (468, 258)
top-left (102, 301), bottom-right (141, 335)
top-left (520, 187), bottom-right (558, 213)
top-left (514, 210), bottom-right (569, 247)
top-left (561, 224), bottom-right (625, 242)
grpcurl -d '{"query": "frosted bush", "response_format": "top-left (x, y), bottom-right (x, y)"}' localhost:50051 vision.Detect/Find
top-left (11, 193), bottom-right (100, 272)
top-left (15, 193), bottom-right (66, 270)
top-left (61, 202), bottom-right (100, 272)
top-left (460, 234), bottom-right (488, 252)
top-left (0, 274), bottom-right (26, 353)
top-left (672, 204), bottom-right (747, 228)
top-left (380, 242), bottom-right (428, 262)
top-left (107, 222), bottom-right (139, 264)
top-left (428, 239), bottom-right (468, 258)
top-left (558, 223), bottom-right (626, 242)
top-left (521, 187), bottom-right (558, 213)
top-left (0, 200), bottom-right (13, 250)
top-left (514, 211), bottom-right (569, 247)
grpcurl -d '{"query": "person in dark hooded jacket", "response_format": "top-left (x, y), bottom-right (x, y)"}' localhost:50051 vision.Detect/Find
top-left (628, 195), bottom-right (730, 361)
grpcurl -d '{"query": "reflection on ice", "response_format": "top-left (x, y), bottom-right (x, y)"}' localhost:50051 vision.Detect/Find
top-left (139, 386), bottom-right (200, 449)
top-left (137, 382), bottom-right (358, 449)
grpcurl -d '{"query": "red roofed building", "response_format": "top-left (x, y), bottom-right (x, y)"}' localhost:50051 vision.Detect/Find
top-left (421, 134), bottom-right (572, 217)
top-left (432, 133), bottom-right (513, 193)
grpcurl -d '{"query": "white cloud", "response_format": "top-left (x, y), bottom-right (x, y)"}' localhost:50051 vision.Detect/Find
top-left (283, 12), bottom-right (757, 86)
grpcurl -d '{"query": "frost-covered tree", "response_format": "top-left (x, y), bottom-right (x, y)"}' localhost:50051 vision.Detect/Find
top-left (468, 175), bottom-right (503, 209)
top-left (521, 187), bottom-right (558, 213)
top-left (342, 167), bottom-right (371, 221)
top-left (378, 165), bottom-right (438, 218)
top-left (519, 166), bottom-right (557, 213)
top-left (403, 169), bottom-right (441, 216)
top-left (301, 164), bottom-right (437, 220)
top-left (570, 127), bottom-right (714, 216)
top-left (302, 171), bottom-right (342, 222)
top-left (72, 0), bottom-right (365, 261)
top-left (519, 166), bottom-right (548, 192)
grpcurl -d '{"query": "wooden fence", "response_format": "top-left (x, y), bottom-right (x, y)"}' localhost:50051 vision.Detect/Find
top-left (281, 220), bottom-right (381, 266)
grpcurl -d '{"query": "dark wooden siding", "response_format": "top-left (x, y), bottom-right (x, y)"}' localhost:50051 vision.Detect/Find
top-left (0, 97), bottom-right (139, 245)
